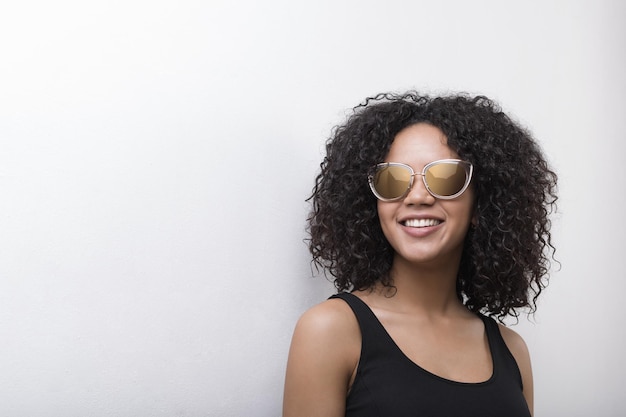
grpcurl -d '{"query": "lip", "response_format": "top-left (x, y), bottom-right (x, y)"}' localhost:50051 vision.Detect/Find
top-left (398, 214), bottom-right (444, 238)
top-left (398, 213), bottom-right (444, 223)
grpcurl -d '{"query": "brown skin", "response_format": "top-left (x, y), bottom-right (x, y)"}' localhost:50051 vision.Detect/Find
top-left (283, 295), bottom-right (533, 416)
top-left (283, 124), bottom-right (534, 416)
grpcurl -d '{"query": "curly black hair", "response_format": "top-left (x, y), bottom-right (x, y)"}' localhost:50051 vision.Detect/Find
top-left (307, 92), bottom-right (558, 319)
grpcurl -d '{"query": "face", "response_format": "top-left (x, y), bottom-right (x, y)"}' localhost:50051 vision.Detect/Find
top-left (377, 123), bottom-right (475, 268)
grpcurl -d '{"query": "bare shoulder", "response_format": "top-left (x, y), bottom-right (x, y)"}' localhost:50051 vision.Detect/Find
top-left (497, 323), bottom-right (530, 359)
top-left (288, 298), bottom-right (362, 374)
top-left (497, 323), bottom-right (534, 415)
top-left (283, 298), bottom-right (361, 417)
top-left (295, 297), bottom-right (361, 338)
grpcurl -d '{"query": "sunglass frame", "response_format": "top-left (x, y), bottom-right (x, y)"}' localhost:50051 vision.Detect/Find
top-left (368, 159), bottom-right (473, 201)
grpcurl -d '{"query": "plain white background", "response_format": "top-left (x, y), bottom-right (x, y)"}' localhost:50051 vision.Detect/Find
top-left (1, 0), bottom-right (624, 415)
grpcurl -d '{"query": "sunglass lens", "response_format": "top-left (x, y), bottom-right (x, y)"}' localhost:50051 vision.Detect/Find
top-left (425, 162), bottom-right (467, 197)
top-left (373, 165), bottom-right (412, 200)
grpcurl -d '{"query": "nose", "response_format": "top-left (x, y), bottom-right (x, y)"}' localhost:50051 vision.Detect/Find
top-left (404, 174), bottom-right (435, 205)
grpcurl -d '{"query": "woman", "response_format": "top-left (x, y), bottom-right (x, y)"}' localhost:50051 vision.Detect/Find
top-left (283, 92), bottom-right (557, 416)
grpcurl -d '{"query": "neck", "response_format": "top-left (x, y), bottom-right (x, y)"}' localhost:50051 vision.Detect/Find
top-left (379, 254), bottom-right (466, 316)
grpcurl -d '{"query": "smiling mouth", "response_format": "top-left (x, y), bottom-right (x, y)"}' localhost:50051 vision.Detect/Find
top-left (402, 218), bottom-right (442, 228)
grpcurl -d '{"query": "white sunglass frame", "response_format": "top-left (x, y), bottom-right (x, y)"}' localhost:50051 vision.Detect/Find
top-left (368, 159), bottom-right (474, 201)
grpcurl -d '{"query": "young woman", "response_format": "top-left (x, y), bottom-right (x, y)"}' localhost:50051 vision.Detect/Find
top-left (283, 92), bottom-right (557, 417)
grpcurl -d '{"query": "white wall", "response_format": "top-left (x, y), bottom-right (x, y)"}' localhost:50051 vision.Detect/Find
top-left (1, 0), bottom-right (624, 415)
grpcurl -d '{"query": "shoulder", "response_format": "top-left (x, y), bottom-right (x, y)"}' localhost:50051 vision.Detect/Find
top-left (497, 323), bottom-right (534, 414)
top-left (291, 297), bottom-right (361, 354)
top-left (497, 323), bottom-right (531, 365)
top-left (283, 297), bottom-right (361, 417)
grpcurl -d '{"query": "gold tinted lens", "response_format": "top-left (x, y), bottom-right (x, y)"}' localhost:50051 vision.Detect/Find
top-left (373, 164), bottom-right (412, 199)
top-left (425, 162), bottom-right (467, 197)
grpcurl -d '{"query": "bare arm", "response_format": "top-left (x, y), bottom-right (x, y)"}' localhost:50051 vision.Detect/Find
top-left (283, 299), bottom-right (360, 417)
top-left (499, 324), bottom-right (534, 416)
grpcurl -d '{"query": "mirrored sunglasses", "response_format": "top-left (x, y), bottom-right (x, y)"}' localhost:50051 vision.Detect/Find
top-left (368, 159), bottom-right (473, 201)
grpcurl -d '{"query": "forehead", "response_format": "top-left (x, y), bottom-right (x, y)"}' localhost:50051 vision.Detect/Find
top-left (384, 123), bottom-right (459, 165)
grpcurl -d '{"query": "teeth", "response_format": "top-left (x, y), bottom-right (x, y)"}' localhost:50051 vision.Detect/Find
top-left (403, 218), bottom-right (441, 228)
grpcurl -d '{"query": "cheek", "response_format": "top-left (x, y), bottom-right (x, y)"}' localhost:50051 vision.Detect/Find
top-left (376, 201), bottom-right (402, 247)
top-left (376, 201), bottom-right (395, 221)
top-left (467, 199), bottom-right (478, 226)
top-left (453, 204), bottom-right (476, 232)
top-left (376, 202), bottom-right (393, 230)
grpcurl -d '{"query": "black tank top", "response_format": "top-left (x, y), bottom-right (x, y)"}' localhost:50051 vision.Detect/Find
top-left (330, 293), bottom-right (531, 417)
